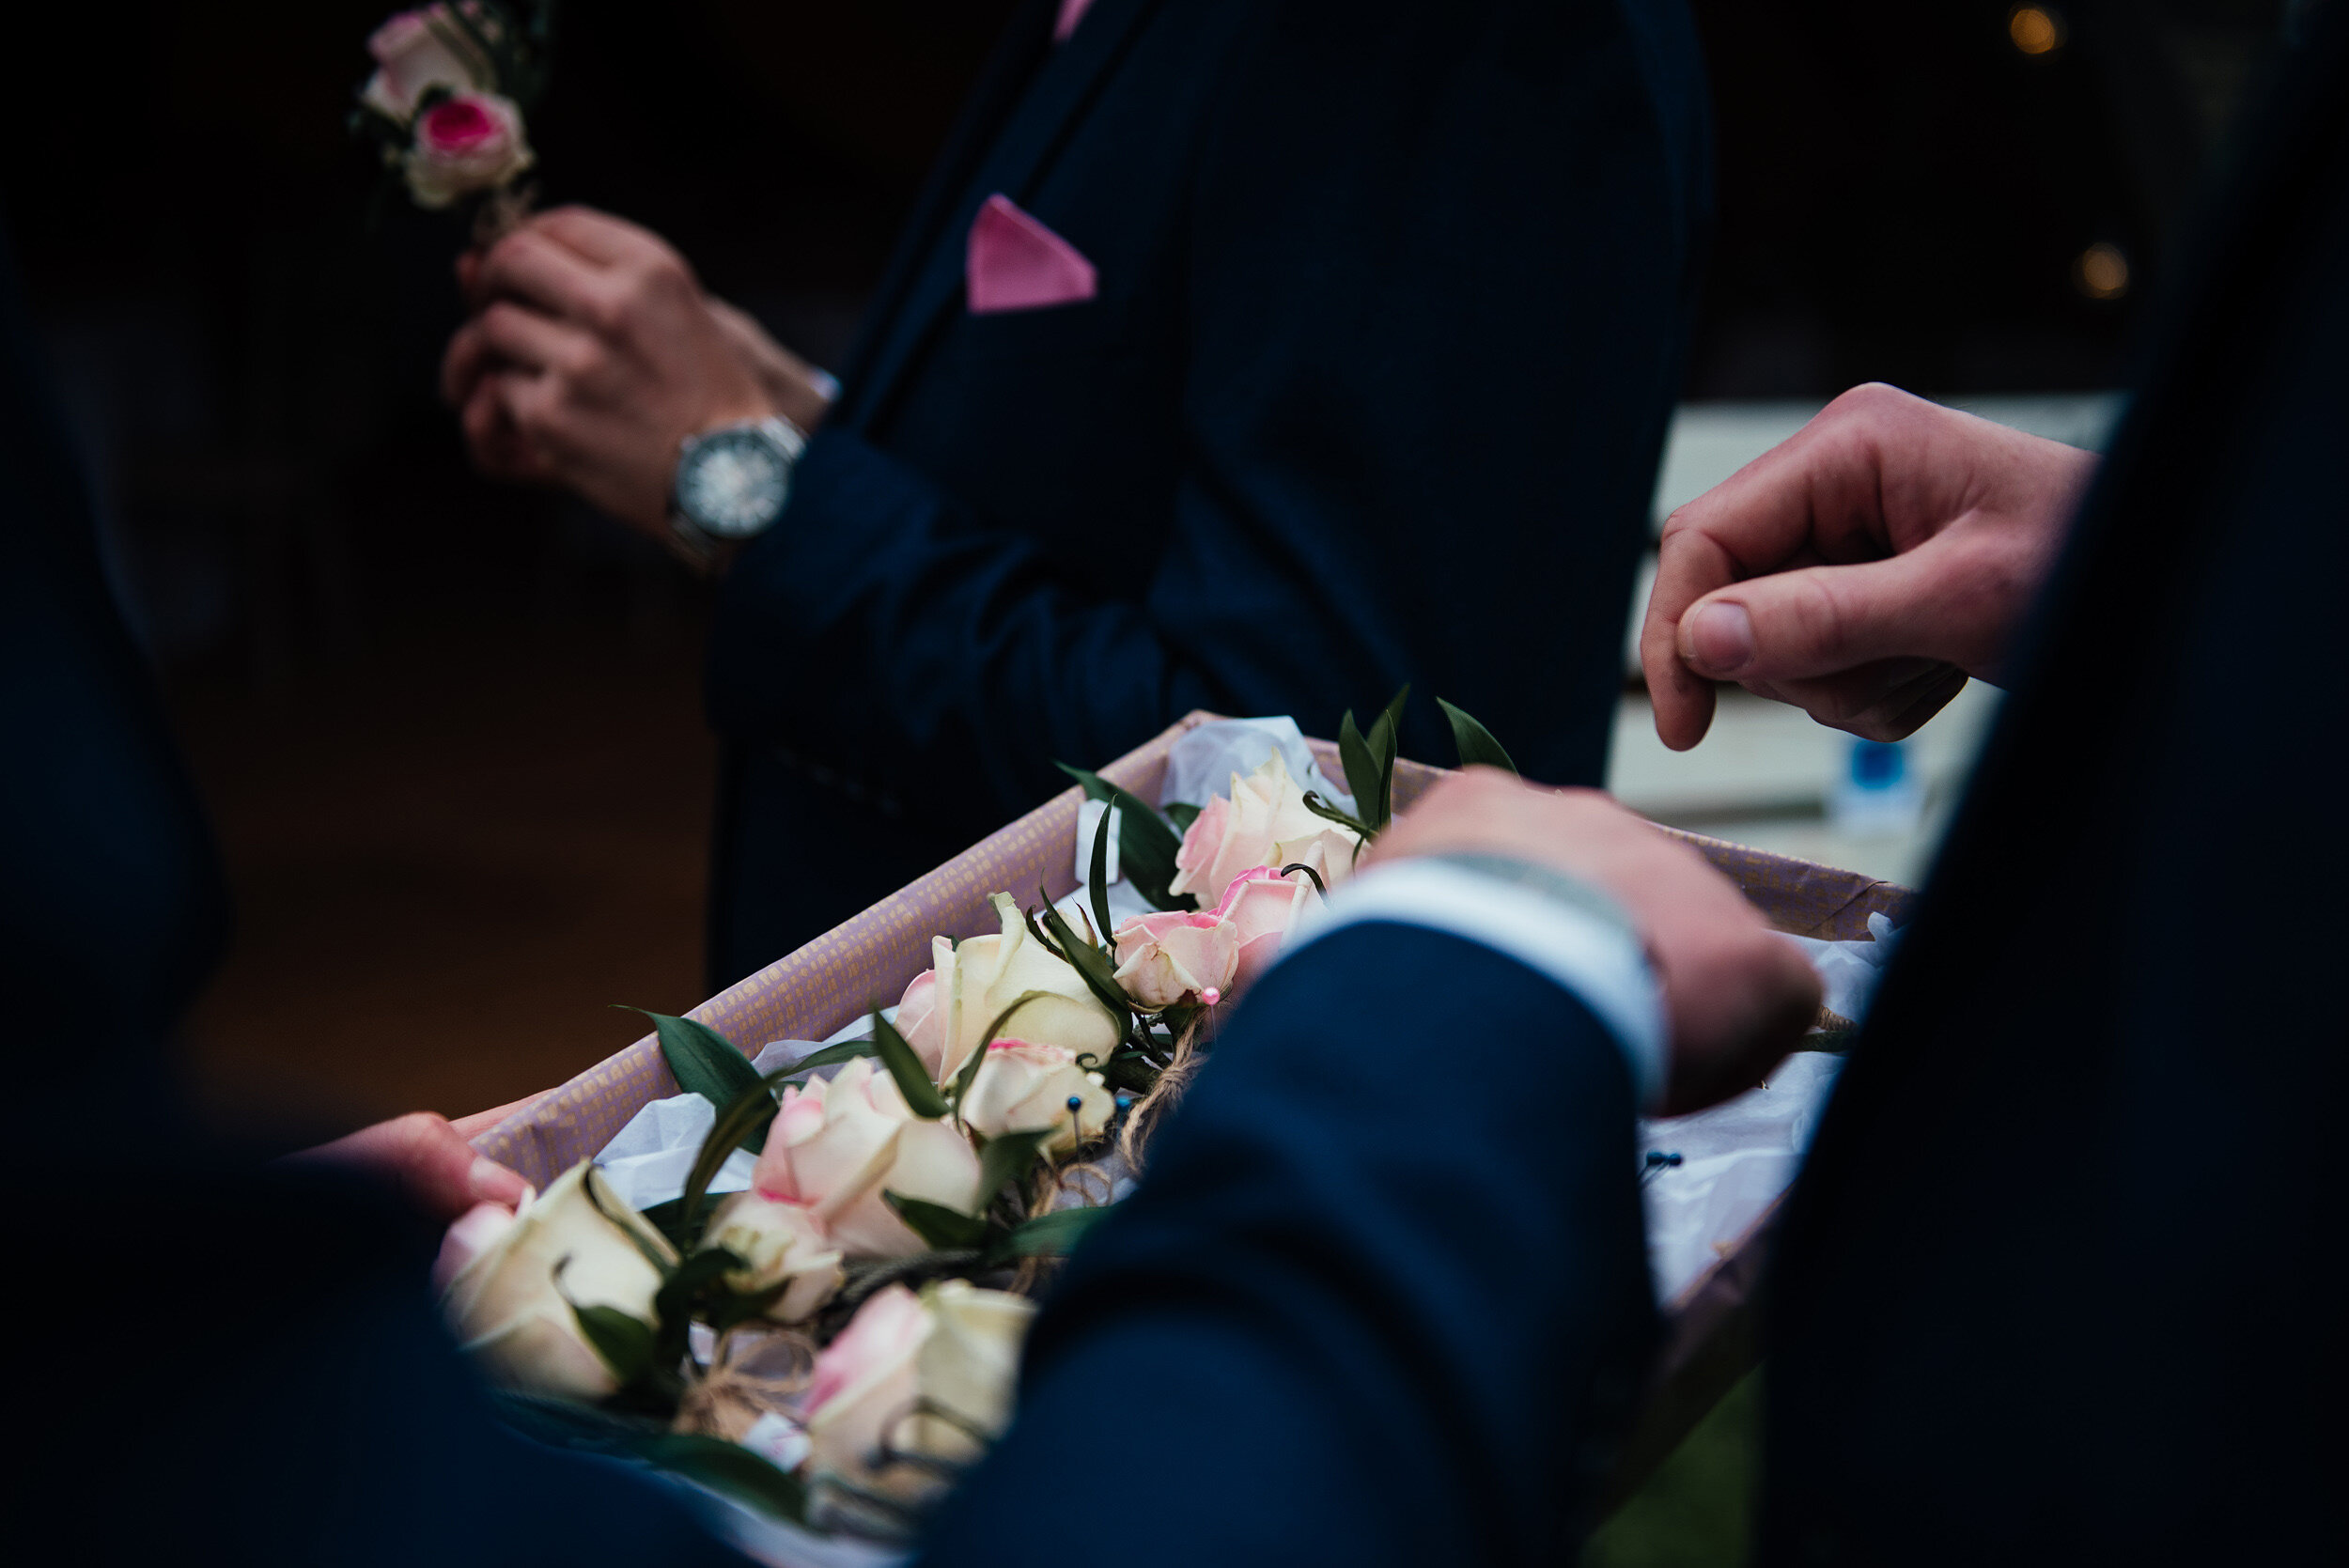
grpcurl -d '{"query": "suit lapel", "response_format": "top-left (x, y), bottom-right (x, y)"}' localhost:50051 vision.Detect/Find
top-left (840, 0), bottom-right (1166, 431)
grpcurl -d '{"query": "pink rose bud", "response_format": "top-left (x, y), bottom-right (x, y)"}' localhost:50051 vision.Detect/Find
top-left (402, 91), bottom-right (534, 210)
top-left (361, 6), bottom-right (490, 123)
top-left (1111, 906), bottom-right (1240, 1010)
top-left (748, 1058), bottom-right (983, 1260)
top-left (1164, 754), bottom-right (1361, 910)
top-left (1213, 859), bottom-right (1329, 996)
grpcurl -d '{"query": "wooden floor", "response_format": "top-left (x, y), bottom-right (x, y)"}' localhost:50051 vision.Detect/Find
top-left (170, 611), bottom-right (716, 1139)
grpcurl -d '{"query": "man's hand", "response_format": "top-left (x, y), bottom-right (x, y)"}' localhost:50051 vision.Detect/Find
top-left (1371, 771), bottom-right (1822, 1113)
top-left (1640, 382), bottom-right (2099, 751)
top-left (291, 1094), bottom-right (546, 1223)
top-left (440, 207), bottom-right (832, 536)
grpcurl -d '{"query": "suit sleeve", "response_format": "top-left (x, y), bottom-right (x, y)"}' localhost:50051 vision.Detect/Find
top-left (707, 0), bottom-right (1705, 818)
top-left (916, 923), bottom-right (1659, 1567)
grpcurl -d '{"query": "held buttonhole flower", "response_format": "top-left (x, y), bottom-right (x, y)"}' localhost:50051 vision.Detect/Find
top-left (403, 91), bottom-right (535, 209)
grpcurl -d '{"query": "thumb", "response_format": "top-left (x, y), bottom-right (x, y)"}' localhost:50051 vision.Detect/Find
top-left (1676, 551), bottom-right (1955, 685)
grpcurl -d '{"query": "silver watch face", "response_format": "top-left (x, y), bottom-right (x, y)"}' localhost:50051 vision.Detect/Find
top-left (676, 426), bottom-right (792, 539)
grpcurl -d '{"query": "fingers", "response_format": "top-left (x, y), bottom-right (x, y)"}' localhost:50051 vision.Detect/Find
top-left (1657, 931), bottom-right (1819, 1115)
top-left (476, 226), bottom-right (614, 323)
top-left (1641, 524), bottom-right (1738, 749)
top-left (1674, 547), bottom-right (1968, 687)
top-left (449, 1090), bottom-right (551, 1141)
top-left (1378, 772), bottom-right (1825, 1115)
top-left (531, 205), bottom-right (683, 272)
top-left (1639, 384), bottom-right (1986, 750)
top-left (460, 375), bottom-right (553, 482)
top-left (1746, 660), bottom-right (1969, 742)
top-left (454, 246), bottom-right (485, 309)
top-left (477, 300), bottom-right (596, 378)
top-left (295, 1111), bottom-right (531, 1223)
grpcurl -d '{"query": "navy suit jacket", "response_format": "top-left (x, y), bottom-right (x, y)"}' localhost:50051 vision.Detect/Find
top-left (705, 0), bottom-right (1712, 984)
top-left (0, 223), bottom-right (227, 1132)
top-left (1760, 9), bottom-right (2349, 1561)
top-left (0, 225), bottom-right (748, 1564)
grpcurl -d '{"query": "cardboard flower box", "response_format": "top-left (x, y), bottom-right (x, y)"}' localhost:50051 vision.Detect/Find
top-left (474, 711), bottom-right (1913, 1498)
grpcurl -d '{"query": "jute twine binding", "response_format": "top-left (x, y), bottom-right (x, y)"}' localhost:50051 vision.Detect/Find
top-left (1009, 1011), bottom-right (1206, 1294)
top-left (672, 1325), bottom-right (817, 1440)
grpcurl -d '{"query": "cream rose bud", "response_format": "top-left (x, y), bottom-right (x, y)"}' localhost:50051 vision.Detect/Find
top-left (403, 92), bottom-right (535, 209)
top-left (910, 892), bottom-right (1121, 1087)
top-left (751, 1057), bottom-right (984, 1260)
top-left (441, 1162), bottom-right (675, 1403)
top-left (958, 1040), bottom-right (1114, 1154)
top-left (1165, 753), bottom-right (1361, 910)
top-left (1112, 907), bottom-right (1239, 1009)
top-left (701, 1190), bottom-right (846, 1324)
top-left (804, 1281), bottom-right (1034, 1504)
top-left (361, 6), bottom-right (490, 122)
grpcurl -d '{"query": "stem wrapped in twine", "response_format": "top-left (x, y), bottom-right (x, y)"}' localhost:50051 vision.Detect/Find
top-left (671, 1324), bottom-right (817, 1441)
top-left (1116, 1011), bottom-right (1207, 1177)
top-left (472, 179), bottom-right (538, 247)
top-left (1004, 1012), bottom-right (1210, 1294)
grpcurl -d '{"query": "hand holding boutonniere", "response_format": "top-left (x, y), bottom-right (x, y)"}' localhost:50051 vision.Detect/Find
top-left (350, 3), bottom-right (553, 243)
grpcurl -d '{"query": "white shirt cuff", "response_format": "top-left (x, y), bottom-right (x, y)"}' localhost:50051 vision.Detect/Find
top-left (1280, 857), bottom-right (1667, 1110)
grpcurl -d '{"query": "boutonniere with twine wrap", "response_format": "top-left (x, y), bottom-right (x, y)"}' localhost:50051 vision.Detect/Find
top-left (350, 2), bottom-right (553, 243)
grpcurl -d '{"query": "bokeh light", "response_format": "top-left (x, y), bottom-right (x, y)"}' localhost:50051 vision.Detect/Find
top-left (2075, 241), bottom-right (2131, 300)
top-left (2010, 6), bottom-right (2064, 56)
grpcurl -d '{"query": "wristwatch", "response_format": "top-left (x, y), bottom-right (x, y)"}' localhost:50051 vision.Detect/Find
top-left (667, 414), bottom-right (806, 572)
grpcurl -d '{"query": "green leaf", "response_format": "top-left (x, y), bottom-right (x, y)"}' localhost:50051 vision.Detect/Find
top-left (1054, 761), bottom-right (1193, 911)
top-left (1365, 683), bottom-right (1411, 831)
top-left (636, 1194), bottom-right (698, 1252)
top-left (884, 1192), bottom-right (990, 1251)
top-left (771, 1036), bottom-right (879, 1079)
top-left (1300, 790), bottom-right (1373, 837)
top-left (975, 1126), bottom-right (1051, 1208)
top-left (636, 1433), bottom-right (810, 1524)
top-left (1085, 804), bottom-right (1118, 953)
top-left (1336, 709), bottom-right (1381, 824)
top-left (986, 1203), bottom-right (1117, 1265)
top-left (1166, 800), bottom-right (1202, 832)
top-left (629, 1007), bottom-right (769, 1155)
top-left (1437, 697), bottom-right (1519, 775)
top-left (871, 1009), bottom-right (951, 1118)
top-left (1021, 905), bottom-right (1070, 962)
top-left (1036, 896), bottom-right (1135, 1020)
top-left (651, 1246), bottom-right (743, 1362)
top-left (568, 1301), bottom-right (657, 1385)
top-left (705, 1278), bottom-right (794, 1335)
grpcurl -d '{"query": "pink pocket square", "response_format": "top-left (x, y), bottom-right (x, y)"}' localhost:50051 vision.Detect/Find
top-left (967, 194), bottom-right (1097, 315)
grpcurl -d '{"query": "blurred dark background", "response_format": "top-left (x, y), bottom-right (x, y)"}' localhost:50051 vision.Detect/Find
top-left (0, 0), bottom-right (2284, 1132)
